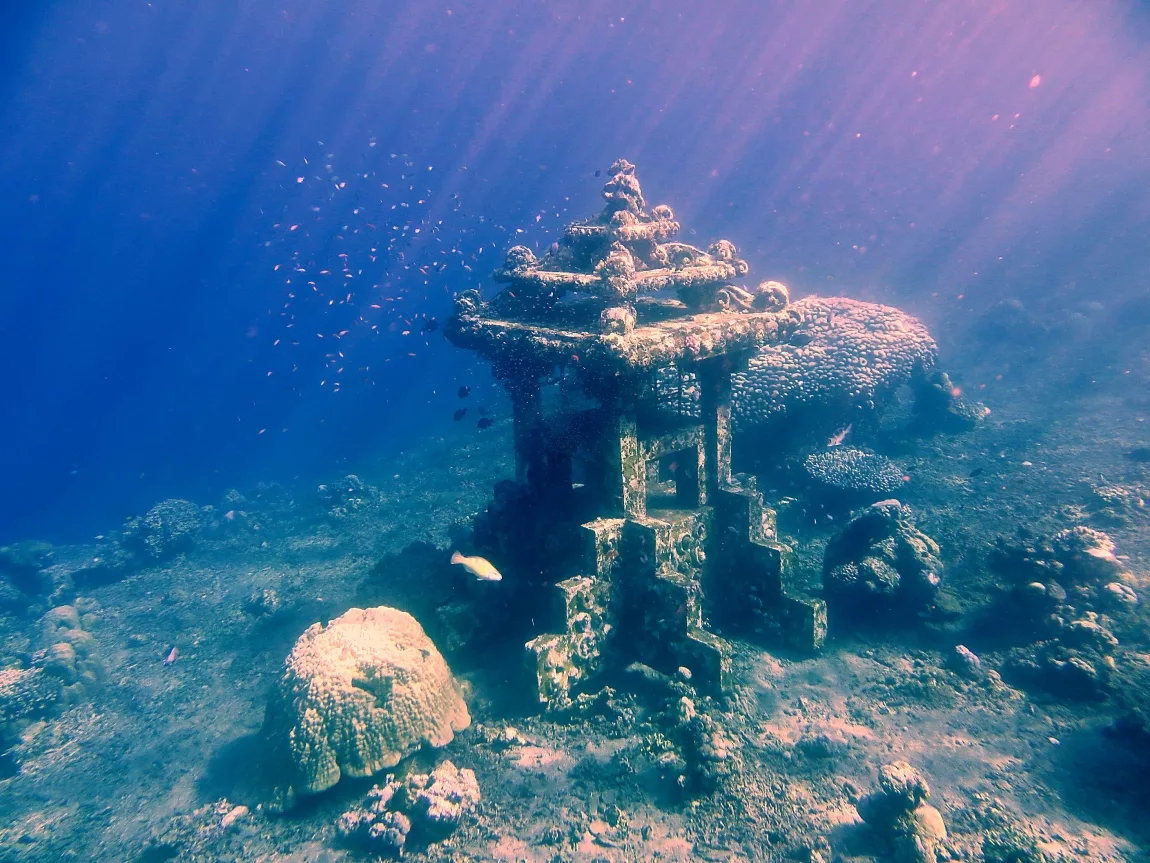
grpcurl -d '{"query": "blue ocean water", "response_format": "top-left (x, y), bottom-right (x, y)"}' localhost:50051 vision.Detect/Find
top-left (0, 0), bottom-right (1147, 539)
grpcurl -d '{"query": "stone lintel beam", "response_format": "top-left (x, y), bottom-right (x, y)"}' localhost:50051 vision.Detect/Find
top-left (614, 219), bottom-right (680, 244)
top-left (632, 263), bottom-right (743, 293)
top-left (446, 296), bottom-right (799, 375)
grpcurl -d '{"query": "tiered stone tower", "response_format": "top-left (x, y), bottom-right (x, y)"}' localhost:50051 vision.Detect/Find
top-left (446, 159), bottom-right (825, 710)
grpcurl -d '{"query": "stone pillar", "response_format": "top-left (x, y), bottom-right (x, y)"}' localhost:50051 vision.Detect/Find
top-left (696, 357), bottom-right (734, 502)
top-left (508, 378), bottom-right (543, 486)
top-left (603, 412), bottom-right (645, 518)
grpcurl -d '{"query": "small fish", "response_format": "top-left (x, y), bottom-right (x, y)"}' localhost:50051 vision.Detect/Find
top-left (594, 169), bottom-right (601, 177)
top-left (789, 333), bottom-right (813, 347)
top-left (476, 416), bottom-right (494, 429)
top-left (458, 385), bottom-right (471, 398)
top-left (826, 424), bottom-right (852, 447)
top-left (969, 467), bottom-right (985, 477)
top-left (450, 551), bottom-right (503, 581)
top-left (163, 646), bottom-right (178, 666)
top-left (453, 408), bottom-right (468, 421)
top-left (421, 316), bottom-right (439, 333)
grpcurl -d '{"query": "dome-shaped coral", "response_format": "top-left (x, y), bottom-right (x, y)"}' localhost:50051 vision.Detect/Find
top-left (264, 606), bottom-right (469, 804)
top-left (732, 296), bottom-right (938, 433)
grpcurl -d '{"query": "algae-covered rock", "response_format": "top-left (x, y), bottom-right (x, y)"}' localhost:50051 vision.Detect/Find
top-left (77, 498), bottom-right (204, 585)
top-left (317, 474), bottom-right (382, 518)
top-left (981, 825), bottom-right (1048, 863)
top-left (263, 606), bottom-right (469, 807)
top-left (0, 540), bottom-right (53, 594)
top-left (1005, 612), bottom-right (1121, 700)
top-left (823, 501), bottom-right (943, 621)
top-left (124, 498), bottom-right (202, 560)
top-left (910, 370), bottom-right (990, 433)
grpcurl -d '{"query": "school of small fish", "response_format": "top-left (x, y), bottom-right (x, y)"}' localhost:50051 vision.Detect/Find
top-left (254, 143), bottom-right (585, 440)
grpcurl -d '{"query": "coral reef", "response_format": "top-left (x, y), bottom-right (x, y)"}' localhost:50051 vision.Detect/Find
top-left (1086, 482), bottom-right (1146, 527)
top-left (731, 296), bottom-right (938, 438)
top-left (336, 760), bottom-right (481, 857)
top-left (77, 498), bottom-right (203, 584)
top-left (596, 663), bottom-right (742, 798)
top-left (989, 526), bottom-right (1140, 699)
top-left (123, 498), bottom-right (203, 560)
top-left (317, 474), bottom-right (382, 518)
top-left (801, 447), bottom-right (907, 508)
top-left (823, 501), bottom-right (943, 620)
top-left (0, 602), bottom-right (100, 773)
top-left (857, 761), bottom-right (948, 863)
top-left (262, 606), bottom-right (470, 807)
top-left (990, 526), bottom-right (1138, 625)
top-left (1004, 611), bottom-right (1120, 699)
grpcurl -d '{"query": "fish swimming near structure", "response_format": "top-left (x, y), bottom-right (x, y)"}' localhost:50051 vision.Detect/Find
top-left (450, 551), bottom-right (503, 581)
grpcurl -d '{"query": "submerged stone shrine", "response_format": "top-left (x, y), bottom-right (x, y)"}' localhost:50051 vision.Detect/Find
top-left (446, 159), bottom-right (826, 711)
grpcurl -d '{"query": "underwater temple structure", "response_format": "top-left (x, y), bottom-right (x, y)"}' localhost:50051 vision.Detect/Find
top-left (446, 159), bottom-right (827, 711)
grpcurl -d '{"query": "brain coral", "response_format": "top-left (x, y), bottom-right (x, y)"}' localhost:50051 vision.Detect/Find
top-left (731, 296), bottom-right (938, 432)
top-left (266, 606), bottom-right (469, 802)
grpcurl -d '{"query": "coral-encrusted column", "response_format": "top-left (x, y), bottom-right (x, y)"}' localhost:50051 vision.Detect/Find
top-left (602, 411), bottom-right (645, 519)
top-left (695, 356), bottom-right (734, 503)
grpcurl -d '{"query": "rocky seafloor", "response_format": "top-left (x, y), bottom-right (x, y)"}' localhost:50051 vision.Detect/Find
top-left (1, 330), bottom-right (1149, 863)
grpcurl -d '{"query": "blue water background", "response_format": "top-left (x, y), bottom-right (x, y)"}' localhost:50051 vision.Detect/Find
top-left (1, 0), bottom-right (1148, 543)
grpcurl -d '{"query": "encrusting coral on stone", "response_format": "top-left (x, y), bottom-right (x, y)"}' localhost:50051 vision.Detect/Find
top-left (858, 761), bottom-right (948, 863)
top-left (262, 606), bottom-right (470, 809)
top-left (336, 759), bottom-right (481, 857)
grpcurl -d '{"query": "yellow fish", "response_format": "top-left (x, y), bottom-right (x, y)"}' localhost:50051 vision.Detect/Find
top-left (450, 551), bottom-right (503, 582)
